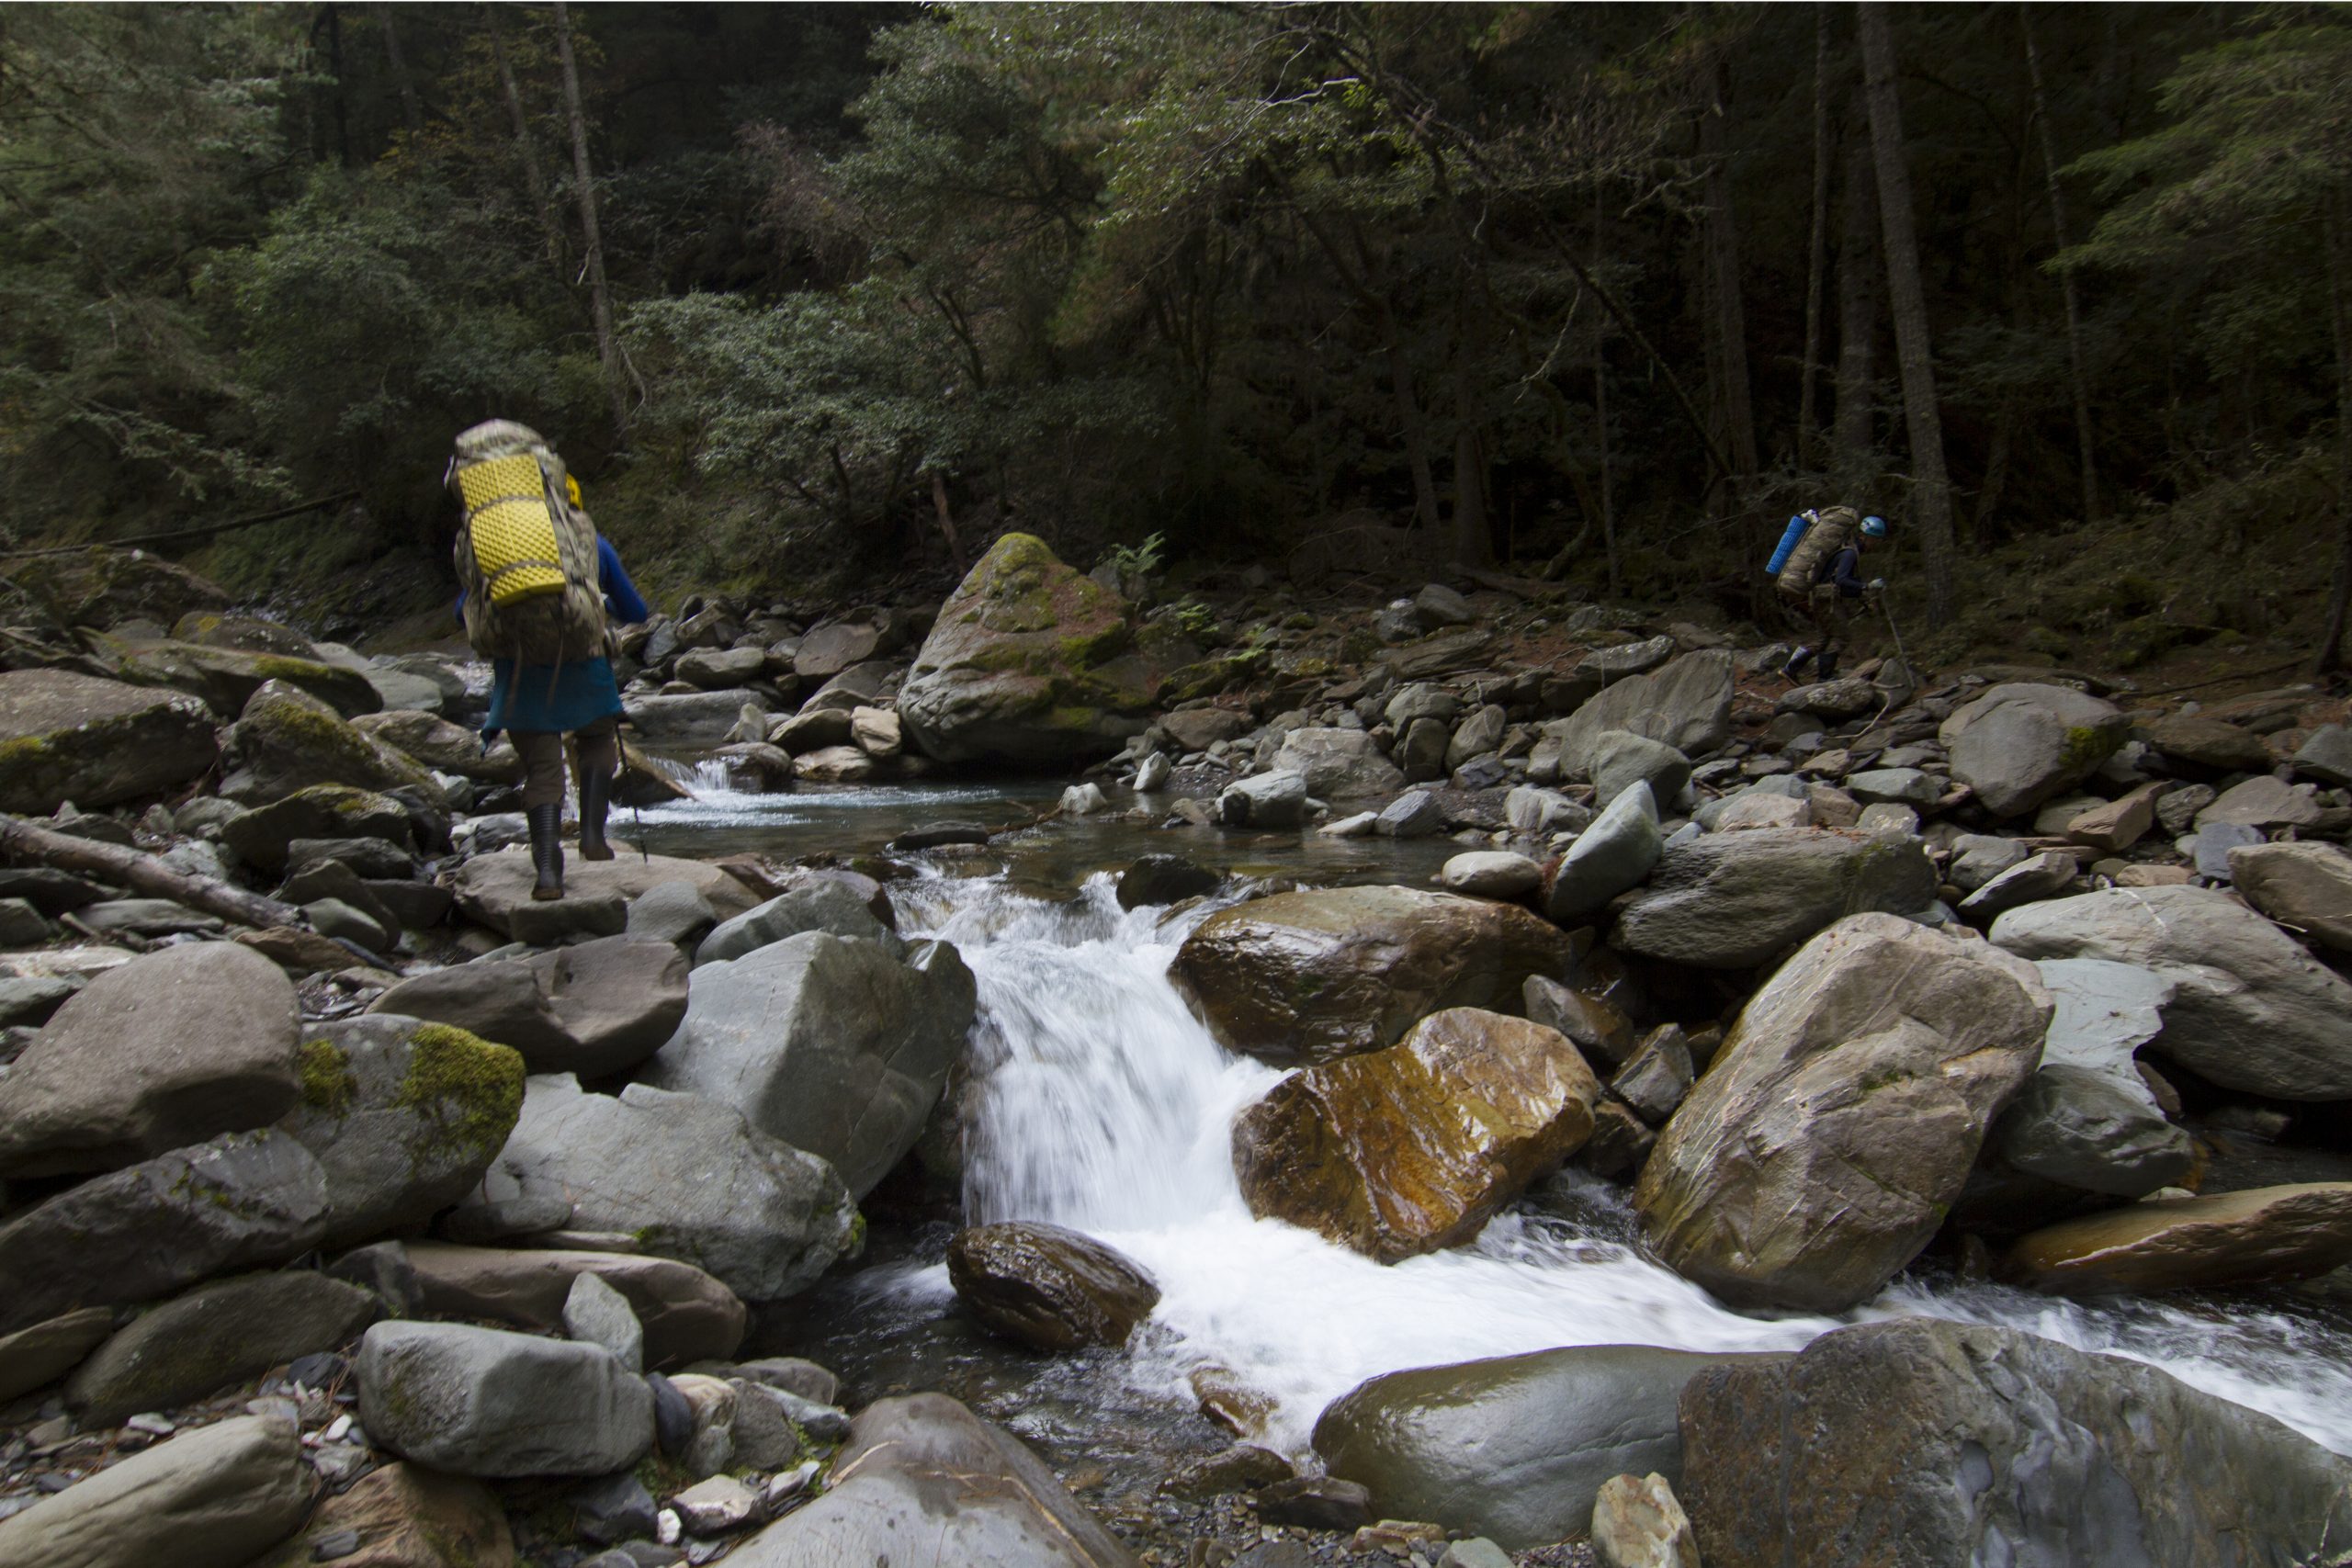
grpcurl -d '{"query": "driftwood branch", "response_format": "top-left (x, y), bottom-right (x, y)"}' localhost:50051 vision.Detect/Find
top-left (0, 815), bottom-right (304, 931)
top-left (0, 491), bottom-right (362, 560)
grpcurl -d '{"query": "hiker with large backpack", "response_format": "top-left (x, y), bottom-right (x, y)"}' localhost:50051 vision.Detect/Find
top-left (448, 420), bottom-right (650, 902)
top-left (1768, 505), bottom-right (1888, 681)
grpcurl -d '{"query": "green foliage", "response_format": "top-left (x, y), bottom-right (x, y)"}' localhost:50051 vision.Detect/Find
top-left (1099, 533), bottom-right (1167, 581)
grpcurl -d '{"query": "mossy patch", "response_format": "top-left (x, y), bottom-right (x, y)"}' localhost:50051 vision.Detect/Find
top-left (392, 1024), bottom-right (525, 1170)
top-left (299, 1038), bottom-right (356, 1118)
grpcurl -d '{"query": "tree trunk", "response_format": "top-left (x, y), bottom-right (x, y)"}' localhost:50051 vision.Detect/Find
top-left (1383, 310), bottom-right (1441, 533)
top-left (0, 816), bottom-right (302, 931)
top-left (1797, 3), bottom-right (1834, 470)
top-left (1858, 1), bottom-right (1959, 620)
top-left (1450, 302), bottom-right (1492, 566)
top-left (552, 0), bottom-right (628, 443)
top-left (1976, 397), bottom-right (2018, 549)
top-left (2316, 183), bottom-right (2352, 674)
top-left (1832, 100), bottom-right (1881, 494)
top-left (932, 470), bottom-right (968, 574)
top-left (2022, 7), bottom-right (2099, 525)
top-left (489, 8), bottom-right (569, 275)
top-left (318, 5), bottom-right (350, 167)
top-left (372, 3), bottom-right (423, 134)
top-left (1701, 55), bottom-right (1759, 486)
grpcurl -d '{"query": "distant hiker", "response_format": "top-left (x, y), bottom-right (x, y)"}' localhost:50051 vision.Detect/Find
top-left (447, 420), bottom-right (650, 902)
top-left (1770, 507), bottom-right (1887, 681)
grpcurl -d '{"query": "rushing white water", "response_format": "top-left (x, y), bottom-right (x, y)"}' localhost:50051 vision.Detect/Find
top-left (888, 869), bottom-right (2352, 1458)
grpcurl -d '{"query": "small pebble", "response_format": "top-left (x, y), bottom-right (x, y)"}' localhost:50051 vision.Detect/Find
top-left (311, 1528), bottom-right (362, 1562)
top-left (321, 1414), bottom-right (353, 1444)
top-left (657, 1507), bottom-right (683, 1546)
top-left (122, 1414), bottom-right (175, 1437)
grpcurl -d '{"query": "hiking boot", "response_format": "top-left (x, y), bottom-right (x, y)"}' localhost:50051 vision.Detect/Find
top-left (526, 802), bottom-right (565, 901)
top-left (578, 768), bottom-right (615, 862)
top-left (1815, 649), bottom-right (1840, 682)
top-left (1781, 646), bottom-right (1815, 681)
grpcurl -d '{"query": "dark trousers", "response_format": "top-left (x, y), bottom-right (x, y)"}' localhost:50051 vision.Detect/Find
top-left (510, 716), bottom-right (618, 810)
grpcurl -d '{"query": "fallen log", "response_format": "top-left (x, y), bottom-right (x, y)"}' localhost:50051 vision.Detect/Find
top-left (0, 814), bottom-right (303, 931)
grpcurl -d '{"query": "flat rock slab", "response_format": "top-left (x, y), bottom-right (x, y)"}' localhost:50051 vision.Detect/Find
top-left (2228, 840), bottom-right (2352, 953)
top-left (1612, 829), bottom-right (1937, 971)
top-left (453, 850), bottom-right (759, 938)
top-left (2001, 1182), bottom-right (2352, 1294)
top-left (0, 1306), bottom-right (116, 1404)
top-left (369, 936), bottom-right (688, 1078)
top-left (403, 1242), bottom-right (746, 1370)
top-left (0, 669), bottom-right (218, 814)
top-left (356, 1319), bottom-right (652, 1478)
top-left (1677, 1317), bottom-right (2352, 1568)
top-left (0, 1414), bottom-right (311, 1568)
top-left (725, 1392), bottom-right (1139, 1566)
top-left (66, 1269), bottom-right (378, 1425)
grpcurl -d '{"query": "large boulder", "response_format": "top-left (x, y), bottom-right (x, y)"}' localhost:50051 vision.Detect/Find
top-left (0, 1130), bottom-right (330, 1334)
top-left (1634, 914), bottom-right (2050, 1312)
top-left (945, 1223), bottom-right (1160, 1350)
top-left (695, 878), bottom-right (896, 966)
top-left (1938, 682), bottom-right (2129, 819)
top-left (1612, 829), bottom-right (1938, 970)
top-left (0, 1413), bottom-right (311, 1568)
top-left (1269, 728), bottom-right (1407, 798)
top-left (1313, 1346), bottom-right (1786, 1553)
top-left (725, 1393), bottom-right (1139, 1567)
top-left (1170, 886), bottom-right (1576, 1066)
top-left (1537, 651), bottom-right (1736, 783)
top-left (623, 690), bottom-right (768, 747)
top-left (356, 1319), bottom-right (653, 1478)
top-left (2228, 840), bottom-right (2352, 953)
top-left (0, 669), bottom-right (216, 813)
top-left (277, 1015), bottom-right (525, 1249)
top-left (219, 680), bottom-right (443, 807)
top-left (648, 933), bottom-right (976, 1199)
top-left (2000, 1182), bottom-right (2352, 1294)
top-left (368, 937), bottom-right (688, 1078)
top-left (1233, 1008), bottom-right (1599, 1262)
top-left (0, 942), bottom-right (300, 1178)
top-left (107, 637), bottom-right (382, 719)
top-left (10, 546), bottom-right (231, 630)
top-left (451, 849), bottom-right (759, 939)
top-left (402, 1242), bottom-right (746, 1370)
top-left (351, 709), bottom-right (525, 783)
top-left (64, 1269), bottom-right (378, 1425)
top-left (467, 1076), bottom-right (856, 1301)
top-left (1677, 1317), bottom-right (2352, 1567)
top-left (220, 784), bottom-right (413, 874)
top-left (1544, 780), bottom-right (1662, 922)
top-left (897, 533), bottom-right (1161, 767)
top-left (1990, 885), bottom-right (2352, 1100)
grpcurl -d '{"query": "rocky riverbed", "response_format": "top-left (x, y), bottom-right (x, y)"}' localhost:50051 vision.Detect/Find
top-left (2, 536), bottom-right (2351, 1566)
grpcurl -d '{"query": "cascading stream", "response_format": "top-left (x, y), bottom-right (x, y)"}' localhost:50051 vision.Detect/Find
top-left (893, 868), bottom-right (2352, 1458)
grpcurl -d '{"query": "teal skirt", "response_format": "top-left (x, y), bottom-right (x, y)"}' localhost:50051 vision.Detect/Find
top-left (485, 656), bottom-right (625, 738)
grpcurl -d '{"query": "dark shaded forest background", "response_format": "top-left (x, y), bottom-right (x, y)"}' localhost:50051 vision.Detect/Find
top-left (5, 3), bottom-right (2349, 668)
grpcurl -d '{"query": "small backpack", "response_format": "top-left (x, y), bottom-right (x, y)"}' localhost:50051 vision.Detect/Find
top-left (1774, 504), bottom-right (1860, 595)
top-left (447, 420), bottom-right (606, 666)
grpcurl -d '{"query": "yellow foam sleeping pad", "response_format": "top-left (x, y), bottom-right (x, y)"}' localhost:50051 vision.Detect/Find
top-left (456, 454), bottom-right (567, 606)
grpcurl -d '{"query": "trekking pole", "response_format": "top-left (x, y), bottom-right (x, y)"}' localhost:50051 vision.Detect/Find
top-left (1875, 591), bottom-right (1912, 673)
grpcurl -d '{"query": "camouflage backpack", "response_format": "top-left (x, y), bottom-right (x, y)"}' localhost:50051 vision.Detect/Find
top-left (447, 420), bottom-right (606, 666)
top-left (1774, 504), bottom-right (1860, 596)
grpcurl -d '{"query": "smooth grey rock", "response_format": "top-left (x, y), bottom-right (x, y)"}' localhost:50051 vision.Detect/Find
top-left (470, 1077), bottom-right (856, 1301)
top-left (0, 1414), bottom-right (310, 1568)
top-left (1413, 583), bottom-right (1474, 628)
top-left (1948, 833), bottom-right (2030, 893)
top-left (1058, 781), bottom-right (1109, 816)
top-left (724, 1393), bottom-right (1137, 1566)
top-left (508, 894), bottom-right (628, 946)
top-left (1992, 1064), bottom-right (2192, 1197)
top-left (356, 1318), bottom-right (654, 1477)
top-left (650, 933), bottom-right (974, 1199)
top-left (2194, 819), bottom-right (2266, 879)
top-left (1504, 786), bottom-right (1589, 837)
top-left (1218, 770), bottom-right (1308, 829)
top-left (2228, 840), bottom-right (2352, 952)
top-left (1677, 1317), bottom-right (2352, 1567)
top-left (1613, 829), bottom-right (1938, 970)
top-left (1385, 683), bottom-right (1462, 730)
top-left (1939, 682), bottom-right (2128, 819)
top-left (1314, 1346), bottom-right (1782, 1553)
top-left (628, 881), bottom-right (719, 946)
top-left (1444, 705), bottom-right (1507, 773)
top-left (1776, 676), bottom-right (1877, 720)
top-left (1586, 731), bottom-right (1690, 808)
top-left (0, 1130), bottom-right (329, 1334)
top-left (65, 1269), bottom-right (378, 1425)
top-left (405, 1242), bottom-right (745, 1371)
top-left (1957, 850), bottom-right (2078, 920)
top-left (624, 691), bottom-right (769, 747)
top-left (0, 669), bottom-right (218, 815)
top-left (0, 1306), bottom-right (115, 1404)
top-left (1396, 716), bottom-right (1450, 783)
top-left (1540, 651), bottom-right (1736, 784)
top-left (1438, 852), bottom-right (1543, 899)
top-left (1270, 728), bottom-right (1405, 799)
top-left (695, 881), bottom-right (896, 967)
top-left (0, 942), bottom-right (300, 1179)
top-left (1131, 751), bottom-right (1170, 793)
top-left (1634, 915), bottom-right (2050, 1311)
top-left (2291, 723), bottom-right (2352, 786)
top-left (1579, 635), bottom-right (1676, 682)
top-left (564, 1271), bottom-right (646, 1374)
top-left (278, 1014), bottom-right (525, 1249)
top-left (571, 1470), bottom-right (660, 1546)
top-left (369, 937), bottom-right (689, 1079)
top-left (1375, 789), bottom-right (1445, 838)
top-left (2199, 774), bottom-right (2324, 831)
top-left (1993, 886), bottom-right (2352, 1100)
top-left (1544, 781), bottom-right (1661, 922)
top-left (1843, 767), bottom-right (1944, 807)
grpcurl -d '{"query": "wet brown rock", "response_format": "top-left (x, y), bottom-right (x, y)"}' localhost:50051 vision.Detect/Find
top-left (1999, 1182), bottom-right (2352, 1295)
top-left (255, 1461), bottom-right (513, 1568)
top-left (1171, 886), bottom-right (1575, 1066)
top-left (2228, 840), bottom-right (2352, 954)
top-left (1233, 1007), bottom-right (1599, 1262)
top-left (945, 1222), bottom-right (1160, 1350)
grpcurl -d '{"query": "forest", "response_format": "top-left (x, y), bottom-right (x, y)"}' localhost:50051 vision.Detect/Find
top-left (4, 2), bottom-right (2349, 668)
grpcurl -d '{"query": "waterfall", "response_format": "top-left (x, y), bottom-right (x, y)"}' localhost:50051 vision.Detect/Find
top-left (895, 870), bottom-right (2352, 1457)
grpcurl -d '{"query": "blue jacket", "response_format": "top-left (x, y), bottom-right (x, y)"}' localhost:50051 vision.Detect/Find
top-left (463, 536), bottom-right (650, 738)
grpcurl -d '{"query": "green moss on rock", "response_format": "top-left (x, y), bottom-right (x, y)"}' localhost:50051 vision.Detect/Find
top-left (299, 1038), bottom-right (356, 1118)
top-left (391, 1024), bottom-right (525, 1170)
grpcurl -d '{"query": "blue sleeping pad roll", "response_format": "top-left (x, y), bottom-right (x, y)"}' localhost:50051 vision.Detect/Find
top-left (1766, 514), bottom-right (1812, 576)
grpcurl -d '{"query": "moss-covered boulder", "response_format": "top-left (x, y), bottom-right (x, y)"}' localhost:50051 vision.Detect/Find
top-left (277, 1014), bottom-right (526, 1250)
top-left (1170, 886), bottom-right (1577, 1066)
top-left (219, 679), bottom-right (445, 808)
top-left (64, 1269), bottom-right (379, 1425)
top-left (104, 635), bottom-right (383, 719)
top-left (0, 668), bottom-right (217, 812)
top-left (352, 709), bottom-right (523, 783)
top-left (896, 533), bottom-right (1163, 767)
top-left (169, 610), bottom-right (318, 658)
top-left (220, 784), bottom-right (415, 873)
top-left (9, 546), bottom-right (230, 630)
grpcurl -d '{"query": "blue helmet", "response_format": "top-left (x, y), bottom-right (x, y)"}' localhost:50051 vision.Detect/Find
top-left (1860, 514), bottom-right (1889, 537)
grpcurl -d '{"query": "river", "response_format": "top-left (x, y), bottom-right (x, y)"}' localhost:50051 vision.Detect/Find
top-left (633, 774), bottom-right (2352, 1498)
